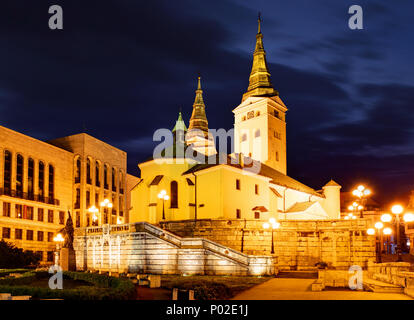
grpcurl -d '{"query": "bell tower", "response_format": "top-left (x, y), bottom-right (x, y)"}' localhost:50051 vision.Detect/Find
top-left (233, 15), bottom-right (287, 174)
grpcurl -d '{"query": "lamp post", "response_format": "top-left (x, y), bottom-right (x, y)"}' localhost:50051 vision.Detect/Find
top-left (352, 185), bottom-right (371, 218)
top-left (53, 233), bottom-right (64, 266)
top-left (88, 198), bottom-right (113, 226)
top-left (263, 218), bottom-right (280, 254)
top-left (158, 190), bottom-right (170, 220)
top-left (367, 222), bottom-right (390, 264)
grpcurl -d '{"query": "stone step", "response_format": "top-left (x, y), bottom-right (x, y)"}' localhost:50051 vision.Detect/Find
top-left (277, 271), bottom-right (318, 279)
top-left (363, 278), bottom-right (404, 293)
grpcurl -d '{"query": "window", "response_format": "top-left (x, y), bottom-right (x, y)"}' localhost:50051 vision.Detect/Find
top-left (36, 251), bottom-right (43, 260)
top-left (15, 204), bottom-right (23, 219)
top-left (48, 165), bottom-right (54, 201)
top-left (236, 179), bottom-right (241, 190)
top-left (2, 227), bottom-right (11, 239)
top-left (247, 111), bottom-right (254, 119)
top-left (28, 158), bottom-right (34, 198)
top-left (236, 209), bottom-right (241, 219)
top-left (104, 165), bottom-right (109, 189)
top-left (95, 193), bottom-right (99, 207)
top-left (274, 131), bottom-right (281, 139)
top-left (59, 211), bottom-right (65, 225)
top-left (26, 206), bottom-right (34, 220)
top-left (86, 191), bottom-right (90, 208)
top-left (241, 134), bottom-right (247, 142)
top-left (26, 230), bottom-right (34, 241)
top-left (256, 111), bottom-right (261, 116)
top-left (170, 181), bottom-right (178, 208)
top-left (255, 129), bottom-right (260, 138)
top-left (119, 196), bottom-right (124, 216)
top-left (75, 158), bottom-right (81, 183)
top-left (86, 158), bottom-right (91, 184)
top-left (38, 208), bottom-right (44, 222)
top-left (3, 202), bottom-right (11, 217)
top-left (276, 151), bottom-right (279, 162)
top-left (119, 171), bottom-right (124, 194)
top-left (274, 110), bottom-right (279, 118)
top-left (75, 188), bottom-right (80, 209)
top-left (37, 231), bottom-right (44, 242)
top-left (16, 154), bottom-right (24, 196)
top-left (86, 214), bottom-right (90, 227)
top-left (254, 212), bottom-right (260, 219)
top-left (255, 184), bottom-right (259, 195)
top-left (112, 168), bottom-right (116, 192)
top-left (3, 150), bottom-right (12, 194)
top-left (47, 251), bottom-right (54, 262)
top-left (47, 232), bottom-right (53, 242)
top-left (15, 229), bottom-right (23, 240)
top-left (48, 210), bottom-right (54, 223)
top-left (242, 116), bottom-right (246, 121)
top-left (76, 211), bottom-right (80, 228)
top-left (95, 161), bottom-right (100, 187)
top-left (38, 161), bottom-right (45, 199)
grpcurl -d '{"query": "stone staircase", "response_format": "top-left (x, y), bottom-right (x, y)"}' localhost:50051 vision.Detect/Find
top-left (363, 278), bottom-right (404, 293)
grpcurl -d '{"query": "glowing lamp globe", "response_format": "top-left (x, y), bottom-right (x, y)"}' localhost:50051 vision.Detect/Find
top-left (381, 214), bottom-right (392, 223)
top-left (367, 228), bottom-right (375, 235)
top-left (383, 228), bottom-right (392, 235)
top-left (391, 205), bottom-right (403, 215)
top-left (374, 222), bottom-right (384, 229)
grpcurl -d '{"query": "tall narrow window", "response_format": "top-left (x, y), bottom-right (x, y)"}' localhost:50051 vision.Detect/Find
top-left (104, 165), bottom-right (109, 189)
top-left (3, 151), bottom-right (12, 195)
top-left (112, 168), bottom-right (116, 192)
top-left (28, 158), bottom-right (34, 199)
top-left (119, 171), bottom-right (124, 194)
top-left (3, 202), bottom-right (11, 217)
top-left (75, 188), bottom-right (80, 209)
top-left (86, 158), bottom-right (91, 184)
top-left (276, 151), bottom-right (279, 162)
top-left (236, 179), bottom-right (241, 190)
top-left (75, 158), bottom-right (81, 183)
top-left (59, 211), bottom-right (65, 225)
top-left (170, 181), bottom-right (178, 208)
top-left (255, 129), bottom-right (260, 138)
top-left (48, 165), bottom-right (54, 202)
top-left (119, 196), bottom-right (124, 216)
top-left (255, 184), bottom-right (259, 195)
top-left (38, 208), bottom-right (44, 221)
top-left (95, 161), bottom-right (100, 187)
top-left (86, 191), bottom-right (90, 208)
top-left (76, 211), bottom-right (80, 228)
top-left (38, 161), bottom-right (45, 200)
top-left (236, 209), bottom-right (241, 219)
top-left (16, 154), bottom-right (23, 197)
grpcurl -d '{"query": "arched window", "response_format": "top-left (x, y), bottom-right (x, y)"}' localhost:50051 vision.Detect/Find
top-left (28, 158), bottom-right (34, 198)
top-left (86, 158), bottom-right (91, 184)
top-left (38, 161), bottom-right (45, 199)
top-left (104, 165), bottom-right (109, 189)
top-left (95, 161), bottom-right (100, 187)
top-left (16, 154), bottom-right (24, 196)
top-left (75, 188), bottom-right (80, 209)
top-left (48, 165), bottom-right (54, 202)
top-left (75, 158), bottom-right (81, 183)
top-left (112, 167), bottom-right (116, 192)
top-left (3, 150), bottom-right (12, 195)
top-left (170, 181), bottom-right (178, 208)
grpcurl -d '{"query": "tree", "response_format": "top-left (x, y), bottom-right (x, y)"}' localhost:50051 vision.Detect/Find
top-left (0, 240), bottom-right (41, 268)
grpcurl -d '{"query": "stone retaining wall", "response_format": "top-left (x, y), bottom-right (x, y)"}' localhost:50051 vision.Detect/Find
top-left (74, 222), bottom-right (274, 276)
top-left (160, 219), bottom-right (376, 270)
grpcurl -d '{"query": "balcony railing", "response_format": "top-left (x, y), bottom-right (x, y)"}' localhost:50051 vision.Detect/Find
top-left (0, 188), bottom-right (60, 206)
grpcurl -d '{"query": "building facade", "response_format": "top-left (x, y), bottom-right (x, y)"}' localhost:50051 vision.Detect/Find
top-left (0, 127), bottom-right (136, 263)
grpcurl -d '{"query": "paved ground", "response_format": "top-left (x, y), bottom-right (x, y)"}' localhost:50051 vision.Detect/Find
top-left (231, 278), bottom-right (413, 300)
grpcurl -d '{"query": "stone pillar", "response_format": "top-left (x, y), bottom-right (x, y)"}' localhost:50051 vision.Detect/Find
top-left (60, 248), bottom-right (76, 271)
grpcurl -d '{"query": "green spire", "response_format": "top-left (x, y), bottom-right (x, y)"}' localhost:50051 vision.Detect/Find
top-left (172, 111), bottom-right (187, 133)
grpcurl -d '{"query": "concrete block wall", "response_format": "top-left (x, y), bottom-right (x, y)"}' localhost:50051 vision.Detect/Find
top-left (160, 219), bottom-right (376, 270)
top-left (74, 222), bottom-right (274, 276)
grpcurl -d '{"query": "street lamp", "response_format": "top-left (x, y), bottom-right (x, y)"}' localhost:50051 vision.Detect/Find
top-left (391, 204), bottom-right (407, 262)
top-left (53, 233), bottom-right (64, 266)
top-left (158, 190), bottom-right (170, 220)
top-left (352, 185), bottom-right (371, 218)
top-left (263, 218), bottom-right (280, 254)
top-left (367, 222), bottom-right (385, 263)
top-left (88, 198), bottom-right (113, 226)
top-left (88, 205), bottom-right (99, 226)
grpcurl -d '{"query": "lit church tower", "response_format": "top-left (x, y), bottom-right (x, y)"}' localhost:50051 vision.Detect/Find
top-left (233, 15), bottom-right (287, 174)
top-left (186, 76), bottom-right (217, 156)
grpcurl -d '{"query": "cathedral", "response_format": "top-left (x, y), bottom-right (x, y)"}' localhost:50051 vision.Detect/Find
top-left (130, 18), bottom-right (341, 225)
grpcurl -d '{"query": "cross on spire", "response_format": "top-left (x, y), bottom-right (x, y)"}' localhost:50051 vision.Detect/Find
top-left (258, 12), bottom-right (262, 33)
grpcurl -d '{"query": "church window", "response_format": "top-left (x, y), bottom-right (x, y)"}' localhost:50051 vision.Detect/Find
top-left (241, 134), bottom-right (247, 142)
top-left (254, 212), bottom-right (260, 219)
top-left (247, 111), bottom-right (254, 119)
top-left (236, 209), bottom-right (241, 219)
top-left (236, 179), bottom-right (241, 190)
top-left (255, 184), bottom-right (259, 195)
top-left (255, 129), bottom-right (260, 138)
top-left (256, 111), bottom-right (260, 116)
top-left (170, 181), bottom-right (178, 208)
top-left (276, 152), bottom-right (279, 162)
top-left (274, 110), bottom-right (279, 118)
top-left (274, 131), bottom-right (281, 139)
top-left (242, 116), bottom-right (246, 121)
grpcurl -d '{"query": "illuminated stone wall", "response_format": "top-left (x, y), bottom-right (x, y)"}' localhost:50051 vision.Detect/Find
top-left (74, 222), bottom-right (275, 276)
top-left (160, 219), bottom-right (376, 270)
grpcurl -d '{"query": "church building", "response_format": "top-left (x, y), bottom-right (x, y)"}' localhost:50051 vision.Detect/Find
top-left (130, 18), bottom-right (341, 225)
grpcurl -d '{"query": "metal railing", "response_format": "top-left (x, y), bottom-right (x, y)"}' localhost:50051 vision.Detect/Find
top-left (0, 188), bottom-right (60, 206)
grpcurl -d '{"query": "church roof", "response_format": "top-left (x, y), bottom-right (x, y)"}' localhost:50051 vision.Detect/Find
top-left (242, 14), bottom-right (279, 101)
top-left (324, 179), bottom-right (341, 187)
top-left (182, 154), bottom-right (323, 197)
top-left (285, 201), bottom-right (317, 213)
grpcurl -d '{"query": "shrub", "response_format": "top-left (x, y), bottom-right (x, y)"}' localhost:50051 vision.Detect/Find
top-left (0, 240), bottom-right (41, 268)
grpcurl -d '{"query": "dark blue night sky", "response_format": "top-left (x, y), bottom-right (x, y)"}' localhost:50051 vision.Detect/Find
top-left (1, 0), bottom-right (413, 206)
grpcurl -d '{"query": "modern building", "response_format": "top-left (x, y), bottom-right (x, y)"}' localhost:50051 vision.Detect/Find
top-left (0, 126), bottom-right (137, 264)
top-left (130, 18), bottom-right (342, 224)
